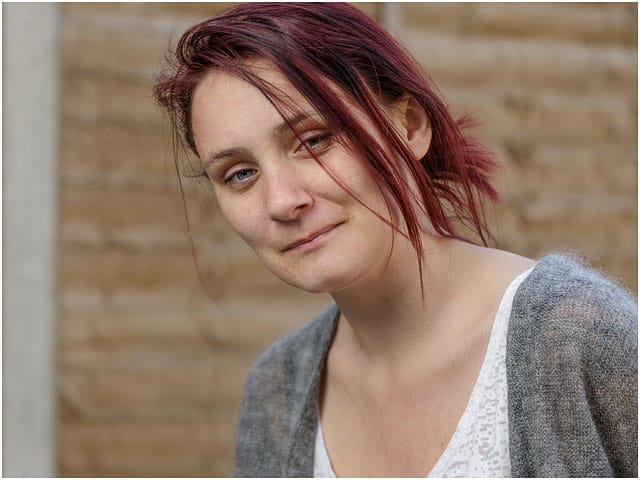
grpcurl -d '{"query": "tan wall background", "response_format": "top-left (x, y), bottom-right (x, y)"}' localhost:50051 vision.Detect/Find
top-left (57, 3), bottom-right (637, 477)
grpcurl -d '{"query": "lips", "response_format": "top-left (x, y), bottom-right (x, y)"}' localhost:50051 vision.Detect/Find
top-left (282, 223), bottom-right (343, 252)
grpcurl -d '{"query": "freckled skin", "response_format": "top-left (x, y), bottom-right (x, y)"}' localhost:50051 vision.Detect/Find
top-left (191, 62), bottom-right (402, 295)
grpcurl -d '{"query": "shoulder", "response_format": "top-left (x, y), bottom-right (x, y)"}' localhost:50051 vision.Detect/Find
top-left (513, 253), bottom-right (636, 337)
top-left (507, 253), bottom-right (638, 476)
top-left (234, 303), bottom-right (338, 476)
top-left (508, 251), bottom-right (637, 382)
top-left (521, 252), bottom-right (632, 296)
top-left (245, 303), bottom-right (339, 393)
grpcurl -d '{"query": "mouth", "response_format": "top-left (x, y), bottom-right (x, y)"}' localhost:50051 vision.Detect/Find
top-left (282, 223), bottom-right (343, 252)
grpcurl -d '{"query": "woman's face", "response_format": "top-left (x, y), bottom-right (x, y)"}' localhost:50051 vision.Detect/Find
top-left (190, 61), bottom-right (406, 294)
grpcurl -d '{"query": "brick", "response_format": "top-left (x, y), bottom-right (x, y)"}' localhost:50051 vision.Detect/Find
top-left (497, 193), bottom-right (636, 263)
top-left (58, 310), bottom-right (202, 345)
top-left (57, 246), bottom-right (300, 310)
top-left (60, 118), bottom-right (171, 178)
top-left (62, 17), bottom-right (170, 80)
top-left (59, 187), bottom-right (203, 250)
top-left (602, 258), bottom-right (639, 293)
top-left (495, 143), bottom-right (637, 195)
top-left (61, 70), bottom-right (159, 124)
top-left (58, 183), bottom-right (226, 257)
top-left (145, 2), bottom-right (238, 17)
top-left (61, 2), bottom-right (380, 81)
top-left (58, 249), bottom-right (202, 293)
top-left (58, 346), bottom-right (252, 416)
top-left (59, 286), bottom-right (329, 348)
top-left (405, 32), bottom-right (636, 99)
top-left (58, 419), bottom-right (235, 477)
top-left (403, 3), bottom-right (637, 46)
top-left (195, 290), bottom-right (332, 349)
top-left (62, 2), bottom-right (235, 25)
top-left (446, 88), bottom-right (636, 146)
top-left (59, 286), bottom-right (198, 316)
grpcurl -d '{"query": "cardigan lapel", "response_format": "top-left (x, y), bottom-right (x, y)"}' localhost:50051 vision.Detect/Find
top-left (285, 304), bottom-right (340, 476)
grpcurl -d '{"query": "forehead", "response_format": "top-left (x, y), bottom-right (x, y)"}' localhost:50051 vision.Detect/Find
top-left (193, 59), bottom-right (313, 117)
top-left (190, 60), bottom-right (315, 153)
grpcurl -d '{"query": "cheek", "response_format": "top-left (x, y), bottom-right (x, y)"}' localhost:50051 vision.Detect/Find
top-left (345, 153), bottom-right (413, 229)
top-left (218, 201), bottom-right (265, 248)
top-left (345, 163), bottom-right (394, 219)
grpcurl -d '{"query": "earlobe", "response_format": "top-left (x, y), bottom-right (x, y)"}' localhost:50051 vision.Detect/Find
top-left (402, 95), bottom-right (432, 161)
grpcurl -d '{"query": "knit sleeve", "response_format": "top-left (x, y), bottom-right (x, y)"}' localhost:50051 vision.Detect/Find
top-left (549, 269), bottom-right (637, 477)
top-left (233, 304), bottom-right (338, 477)
top-left (507, 254), bottom-right (638, 477)
top-left (233, 340), bottom-right (290, 477)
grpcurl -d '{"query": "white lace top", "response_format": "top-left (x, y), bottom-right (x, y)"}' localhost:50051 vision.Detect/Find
top-left (314, 268), bottom-right (533, 478)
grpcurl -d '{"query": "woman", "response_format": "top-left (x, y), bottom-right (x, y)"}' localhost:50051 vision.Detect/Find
top-left (154, 3), bottom-right (637, 477)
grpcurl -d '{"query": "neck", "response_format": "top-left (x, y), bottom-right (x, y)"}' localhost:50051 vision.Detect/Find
top-left (330, 235), bottom-right (476, 366)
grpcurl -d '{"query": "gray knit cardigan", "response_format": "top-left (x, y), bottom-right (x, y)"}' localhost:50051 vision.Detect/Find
top-left (234, 254), bottom-right (638, 477)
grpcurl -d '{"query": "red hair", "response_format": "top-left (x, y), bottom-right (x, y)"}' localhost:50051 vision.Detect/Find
top-left (154, 2), bottom-right (499, 273)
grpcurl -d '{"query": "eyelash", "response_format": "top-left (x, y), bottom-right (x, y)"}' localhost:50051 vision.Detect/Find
top-left (194, 130), bottom-right (336, 188)
top-left (295, 131), bottom-right (334, 154)
top-left (224, 167), bottom-right (256, 185)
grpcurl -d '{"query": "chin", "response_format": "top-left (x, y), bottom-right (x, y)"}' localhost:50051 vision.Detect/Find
top-left (274, 263), bottom-right (362, 295)
top-left (276, 272), bottom-right (338, 294)
top-left (260, 250), bottom-right (372, 294)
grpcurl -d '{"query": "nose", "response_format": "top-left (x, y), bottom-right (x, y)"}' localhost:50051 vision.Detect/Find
top-left (264, 165), bottom-right (313, 222)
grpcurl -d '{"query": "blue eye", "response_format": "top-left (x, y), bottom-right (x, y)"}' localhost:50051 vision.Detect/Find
top-left (225, 168), bottom-right (255, 184)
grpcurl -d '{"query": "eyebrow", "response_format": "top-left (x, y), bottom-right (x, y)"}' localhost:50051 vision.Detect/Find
top-left (273, 111), bottom-right (316, 136)
top-left (203, 111), bottom-right (319, 169)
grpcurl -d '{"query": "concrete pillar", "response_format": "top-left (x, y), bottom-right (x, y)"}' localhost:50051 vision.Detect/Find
top-left (2, 3), bottom-right (60, 476)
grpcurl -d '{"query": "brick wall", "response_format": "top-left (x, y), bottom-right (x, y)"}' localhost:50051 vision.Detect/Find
top-left (396, 3), bottom-right (637, 287)
top-left (57, 3), bottom-right (637, 476)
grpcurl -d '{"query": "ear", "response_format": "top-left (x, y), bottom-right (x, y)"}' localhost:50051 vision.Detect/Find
top-left (393, 95), bottom-right (432, 161)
